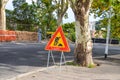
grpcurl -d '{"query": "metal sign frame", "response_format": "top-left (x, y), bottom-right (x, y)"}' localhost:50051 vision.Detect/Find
top-left (47, 51), bottom-right (66, 69)
top-left (47, 50), bottom-right (55, 67)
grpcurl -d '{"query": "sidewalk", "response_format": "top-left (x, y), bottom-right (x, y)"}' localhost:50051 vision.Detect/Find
top-left (7, 54), bottom-right (120, 80)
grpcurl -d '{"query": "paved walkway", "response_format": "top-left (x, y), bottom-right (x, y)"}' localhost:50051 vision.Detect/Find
top-left (7, 54), bottom-right (120, 80)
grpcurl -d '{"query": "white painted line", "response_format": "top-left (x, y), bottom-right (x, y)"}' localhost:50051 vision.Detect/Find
top-left (0, 35), bottom-right (16, 36)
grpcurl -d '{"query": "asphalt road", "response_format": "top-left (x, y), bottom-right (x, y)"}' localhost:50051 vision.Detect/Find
top-left (0, 42), bottom-right (74, 80)
top-left (0, 42), bottom-right (120, 80)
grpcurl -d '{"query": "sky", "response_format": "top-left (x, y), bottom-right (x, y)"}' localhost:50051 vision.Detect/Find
top-left (5, 0), bottom-right (100, 23)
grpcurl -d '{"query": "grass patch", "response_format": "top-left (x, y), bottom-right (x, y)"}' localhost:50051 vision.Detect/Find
top-left (66, 61), bottom-right (98, 68)
top-left (88, 63), bottom-right (96, 68)
top-left (66, 61), bottom-right (80, 66)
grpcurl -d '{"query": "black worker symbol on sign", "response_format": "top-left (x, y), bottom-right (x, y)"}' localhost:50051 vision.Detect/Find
top-left (54, 37), bottom-right (63, 46)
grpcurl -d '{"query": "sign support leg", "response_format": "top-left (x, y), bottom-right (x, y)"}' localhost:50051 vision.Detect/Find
top-left (60, 51), bottom-right (66, 70)
top-left (50, 50), bottom-right (55, 65)
top-left (62, 51), bottom-right (67, 71)
top-left (62, 51), bottom-right (66, 65)
top-left (60, 52), bottom-right (63, 69)
top-left (47, 50), bottom-right (56, 67)
top-left (47, 50), bottom-right (50, 67)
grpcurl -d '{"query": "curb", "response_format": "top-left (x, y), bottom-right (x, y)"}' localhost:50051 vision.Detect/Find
top-left (6, 66), bottom-right (56, 80)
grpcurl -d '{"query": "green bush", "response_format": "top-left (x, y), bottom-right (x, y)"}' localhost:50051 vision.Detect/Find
top-left (62, 22), bottom-right (75, 42)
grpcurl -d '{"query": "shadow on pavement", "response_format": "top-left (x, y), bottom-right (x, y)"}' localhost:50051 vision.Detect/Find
top-left (94, 56), bottom-right (120, 66)
top-left (0, 43), bottom-right (74, 67)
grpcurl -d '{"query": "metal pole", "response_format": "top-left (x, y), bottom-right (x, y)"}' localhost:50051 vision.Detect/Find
top-left (51, 51), bottom-right (56, 65)
top-left (62, 51), bottom-right (66, 65)
top-left (105, 7), bottom-right (111, 59)
top-left (62, 51), bottom-right (67, 71)
top-left (60, 52), bottom-right (63, 69)
top-left (47, 51), bottom-right (50, 67)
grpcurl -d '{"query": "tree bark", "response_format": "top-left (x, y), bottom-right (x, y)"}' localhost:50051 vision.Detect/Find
top-left (71, 0), bottom-right (94, 67)
top-left (0, 0), bottom-right (8, 30)
top-left (0, 0), bottom-right (2, 29)
top-left (55, 0), bottom-right (68, 26)
top-left (57, 15), bottom-right (63, 26)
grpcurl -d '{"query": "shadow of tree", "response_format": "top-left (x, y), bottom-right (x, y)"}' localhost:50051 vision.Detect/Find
top-left (94, 57), bottom-right (120, 66)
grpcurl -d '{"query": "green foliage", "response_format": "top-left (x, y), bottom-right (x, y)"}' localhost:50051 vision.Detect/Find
top-left (6, 9), bottom-right (15, 30)
top-left (62, 22), bottom-right (75, 42)
top-left (95, 21), bottom-right (101, 30)
top-left (6, 0), bottom-right (57, 38)
top-left (111, 15), bottom-right (120, 40)
top-left (10, 0), bottom-right (37, 31)
top-left (91, 0), bottom-right (120, 40)
top-left (6, 0), bottom-right (69, 39)
top-left (91, 0), bottom-right (112, 17)
top-left (35, 0), bottom-right (57, 39)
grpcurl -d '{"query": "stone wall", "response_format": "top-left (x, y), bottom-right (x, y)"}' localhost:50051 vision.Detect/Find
top-left (16, 31), bottom-right (38, 42)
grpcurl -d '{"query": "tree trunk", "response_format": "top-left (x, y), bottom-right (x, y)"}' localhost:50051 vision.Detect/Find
top-left (55, 0), bottom-right (68, 26)
top-left (0, 0), bottom-right (7, 30)
top-left (57, 15), bottom-right (62, 26)
top-left (0, 8), bottom-right (1, 28)
top-left (0, 6), bottom-right (6, 30)
top-left (73, 0), bottom-right (94, 67)
top-left (0, 0), bottom-right (2, 29)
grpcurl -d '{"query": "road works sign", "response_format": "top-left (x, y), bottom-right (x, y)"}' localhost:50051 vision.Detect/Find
top-left (45, 26), bottom-right (70, 52)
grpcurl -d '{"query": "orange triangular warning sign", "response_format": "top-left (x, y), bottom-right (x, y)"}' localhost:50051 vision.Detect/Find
top-left (45, 26), bottom-right (70, 52)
